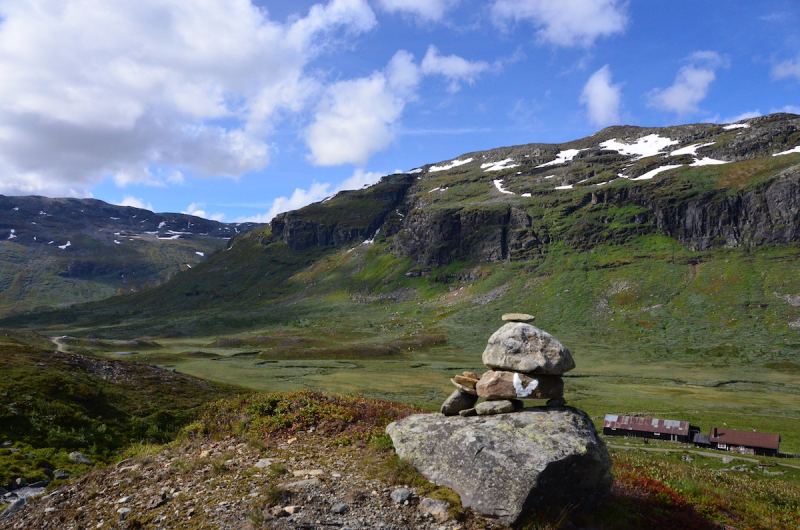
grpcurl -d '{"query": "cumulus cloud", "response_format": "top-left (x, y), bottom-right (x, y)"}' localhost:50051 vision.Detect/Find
top-left (579, 65), bottom-right (622, 127)
top-left (306, 47), bottom-right (487, 165)
top-left (772, 56), bottom-right (800, 81)
top-left (647, 51), bottom-right (729, 115)
top-left (421, 46), bottom-right (490, 92)
top-left (115, 196), bottom-right (154, 211)
top-left (375, 0), bottom-right (460, 22)
top-left (182, 203), bottom-right (225, 221)
top-left (0, 0), bottom-right (377, 197)
top-left (491, 0), bottom-right (629, 47)
top-left (238, 169), bottom-right (386, 223)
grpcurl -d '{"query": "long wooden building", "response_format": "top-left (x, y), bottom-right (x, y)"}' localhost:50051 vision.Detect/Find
top-left (602, 414), bottom-right (694, 443)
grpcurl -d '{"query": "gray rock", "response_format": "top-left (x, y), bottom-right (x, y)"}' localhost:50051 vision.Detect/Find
top-left (419, 498), bottom-right (450, 522)
top-left (482, 323), bottom-right (575, 375)
top-left (117, 507), bottom-right (131, 519)
top-left (0, 443), bottom-right (11, 449)
top-left (330, 502), bottom-right (350, 514)
top-left (283, 478), bottom-right (320, 490)
top-left (721, 457), bottom-right (733, 464)
top-left (475, 400), bottom-right (515, 415)
top-left (13, 478), bottom-right (25, 488)
top-left (502, 313), bottom-right (534, 322)
top-left (546, 397), bottom-right (566, 407)
top-left (53, 470), bottom-right (70, 480)
top-left (681, 455), bottom-right (693, 462)
top-left (28, 481), bottom-right (48, 488)
top-left (449, 379), bottom-right (478, 396)
top-left (440, 389), bottom-right (478, 416)
top-left (68, 452), bottom-right (93, 466)
top-left (390, 488), bottom-right (413, 504)
top-left (458, 408), bottom-right (477, 417)
top-left (386, 408), bottom-right (612, 526)
top-left (0, 497), bottom-right (27, 520)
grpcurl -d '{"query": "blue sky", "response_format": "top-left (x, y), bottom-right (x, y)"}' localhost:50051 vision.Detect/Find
top-left (0, 0), bottom-right (798, 222)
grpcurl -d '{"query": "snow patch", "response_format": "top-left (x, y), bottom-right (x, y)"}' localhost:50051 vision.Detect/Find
top-left (631, 164), bottom-right (682, 181)
top-left (555, 184), bottom-right (573, 190)
top-left (773, 146), bottom-right (800, 157)
top-left (670, 142), bottom-right (716, 156)
top-left (158, 221), bottom-right (166, 228)
top-left (723, 123), bottom-right (750, 130)
top-left (186, 263), bottom-right (192, 268)
top-left (58, 241), bottom-right (71, 250)
top-left (363, 229), bottom-right (380, 245)
top-left (521, 193), bottom-right (532, 197)
top-left (114, 240), bottom-right (121, 245)
top-left (482, 158), bottom-right (520, 172)
top-left (493, 179), bottom-right (515, 195)
top-left (600, 134), bottom-right (678, 159)
top-left (110, 217), bottom-right (120, 220)
top-left (408, 168), bottom-right (422, 174)
top-left (537, 149), bottom-right (585, 168)
top-left (8, 229), bottom-right (16, 239)
top-left (428, 158), bottom-right (473, 172)
top-left (13, 207), bottom-right (18, 211)
top-left (544, 175), bottom-right (555, 179)
top-left (195, 252), bottom-right (205, 257)
top-left (691, 158), bottom-right (728, 166)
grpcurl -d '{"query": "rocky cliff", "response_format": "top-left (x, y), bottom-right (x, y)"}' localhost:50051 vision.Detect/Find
top-left (269, 113), bottom-right (800, 266)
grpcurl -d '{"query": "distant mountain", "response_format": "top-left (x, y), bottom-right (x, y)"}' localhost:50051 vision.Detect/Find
top-left (0, 195), bottom-right (260, 316)
top-left (4, 113), bottom-right (800, 367)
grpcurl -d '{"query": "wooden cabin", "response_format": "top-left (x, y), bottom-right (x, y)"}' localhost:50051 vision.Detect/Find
top-left (602, 414), bottom-right (694, 443)
top-left (708, 427), bottom-right (780, 457)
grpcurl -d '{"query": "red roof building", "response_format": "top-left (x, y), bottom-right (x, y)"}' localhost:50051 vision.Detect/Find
top-left (603, 414), bottom-right (693, 443)
top-left (709, 427), bottom-right (780, 456)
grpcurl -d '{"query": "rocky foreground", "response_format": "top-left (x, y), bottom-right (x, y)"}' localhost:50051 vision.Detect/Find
top-left (0, 432), bottom-right (507, 530)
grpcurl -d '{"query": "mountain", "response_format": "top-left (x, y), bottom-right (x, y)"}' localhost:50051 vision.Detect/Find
top-left (0, 195), bottom-right (260, 316)
top-left (3, 113), bottom-right (800, 366)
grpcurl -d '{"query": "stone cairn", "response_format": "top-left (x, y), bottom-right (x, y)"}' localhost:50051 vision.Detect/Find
top-left (440, 313), bottom-right (574, 416)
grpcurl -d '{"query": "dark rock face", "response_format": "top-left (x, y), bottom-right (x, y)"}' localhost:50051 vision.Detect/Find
top-left (270, 174), bottom-right (415, 251)
top-left (386, 408), bottom-right (613, 527)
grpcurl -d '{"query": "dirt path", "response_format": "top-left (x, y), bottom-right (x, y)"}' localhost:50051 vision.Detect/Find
top-left (607, 444), bottom-right (800, 469)
top-left (49, 336), bottom-right (67, 353)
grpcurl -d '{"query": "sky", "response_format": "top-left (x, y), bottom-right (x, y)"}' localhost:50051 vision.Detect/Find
top-left (0, 0), bottom-right (798, 223)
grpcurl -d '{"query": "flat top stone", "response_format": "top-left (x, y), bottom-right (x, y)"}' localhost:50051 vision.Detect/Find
top-left (501, 313), bottom-right (534, 322)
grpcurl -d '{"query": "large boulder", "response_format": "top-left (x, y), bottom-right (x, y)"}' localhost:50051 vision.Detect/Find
top-left (386, 408), bottom-right (612, 527)
top-left (476, 371), bottom-right (564, 400)
top-left (482, 323), bottom-right (575, 374)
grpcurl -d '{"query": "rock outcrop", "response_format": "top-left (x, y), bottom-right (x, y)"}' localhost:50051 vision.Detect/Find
top-left (386, 408), bottom-right (613, 527)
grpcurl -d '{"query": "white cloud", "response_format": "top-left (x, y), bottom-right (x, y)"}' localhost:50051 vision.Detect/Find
top-left (491, 0), bottom-right (629, 47)
top-left (647, 51), bottom-right (729, 115)
top-left (723, 110), bottom-right (762, 123)
top-left (774, 105), bottom-right (800, 115)
top-left (421, 45), bottom-right (490, 92)
top-left (579, 65), bottom-right (622, 127)
top-left (306, 46), bottom-right (489, 165)
top-left (115, 196), bottom-right (154, 211)
top-left (0, 0), bottom-right (377, 197)
top-left (375, 0), bottom-right (460, 22)
top-left (237, 169), bottom-right (386, 223)
top-left (306, 72), bottom-right (406, 166)
top-left (772, 56), bottom-right (800, 81)
top-left (182, 202), bottom-right (225, 221)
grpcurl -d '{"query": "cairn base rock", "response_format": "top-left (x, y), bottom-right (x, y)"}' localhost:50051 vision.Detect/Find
top-left (386, 408), bottom-right (612, 527)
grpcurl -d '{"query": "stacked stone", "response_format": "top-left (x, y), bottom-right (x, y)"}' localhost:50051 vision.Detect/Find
top-left (441, 313), bottom-right (575, 416)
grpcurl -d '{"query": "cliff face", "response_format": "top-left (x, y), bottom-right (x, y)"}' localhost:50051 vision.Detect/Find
top-left (268, 113), bottom-right (800, 266)
top-left (270, 174), bottom-right (415, 251)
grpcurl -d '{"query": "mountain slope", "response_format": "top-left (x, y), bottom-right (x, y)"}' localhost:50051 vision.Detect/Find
top-left (3, 113), bottom-right (800, 364)
top-left (0, 195), bottom-right (260, 316)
